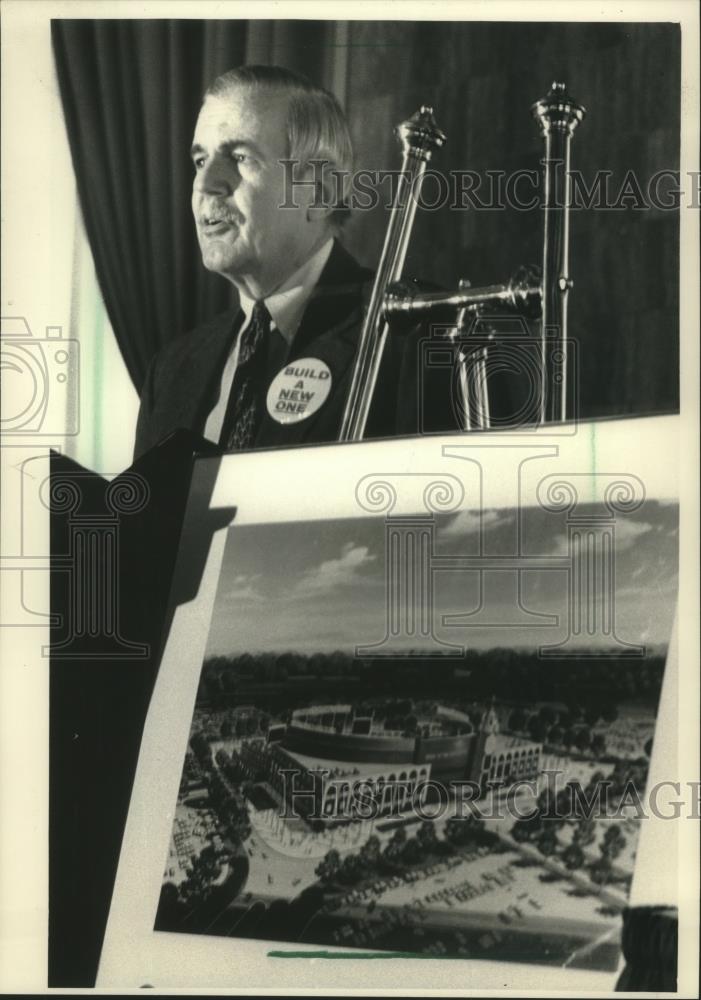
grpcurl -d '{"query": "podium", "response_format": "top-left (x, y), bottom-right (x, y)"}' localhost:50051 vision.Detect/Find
top-left (49, 430), bottom-right (224, 987)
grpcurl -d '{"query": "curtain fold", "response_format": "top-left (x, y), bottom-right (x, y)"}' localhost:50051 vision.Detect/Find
top-left (51, 19), bottom-right (341, 393)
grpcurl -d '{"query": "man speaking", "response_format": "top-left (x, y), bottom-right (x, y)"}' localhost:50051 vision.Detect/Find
top-left (134, 65), bottom-right (453, 459)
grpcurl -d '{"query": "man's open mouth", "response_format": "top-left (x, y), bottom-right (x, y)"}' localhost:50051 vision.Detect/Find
top-left (201, 217), bottom-right (234, 234)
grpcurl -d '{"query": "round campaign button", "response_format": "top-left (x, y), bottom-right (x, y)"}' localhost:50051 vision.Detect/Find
top-left (266, 358), bottom-right (333, 425)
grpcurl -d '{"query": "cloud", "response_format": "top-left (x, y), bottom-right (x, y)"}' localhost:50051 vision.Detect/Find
top-left (616, 578), bottom-right (678, 599)
top-left (442, 508), bottom-right (509, 538)
top-left (549, 533), bottom-right (570, 557)
top-left (614, 519), bottom-right (654, 549)
top-left (223, 573), bottom-right (264, 603)
top-left (293, 542), bottom-right (377, 596)
top-left (549, 518), bottom-right (654, 557)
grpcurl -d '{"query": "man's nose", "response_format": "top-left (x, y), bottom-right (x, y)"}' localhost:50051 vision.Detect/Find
top-left (194, 156), bottom-right (238, 196)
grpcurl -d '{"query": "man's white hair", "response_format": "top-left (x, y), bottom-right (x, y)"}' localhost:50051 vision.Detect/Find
top-left (205, 64), bottom-right (353, 226)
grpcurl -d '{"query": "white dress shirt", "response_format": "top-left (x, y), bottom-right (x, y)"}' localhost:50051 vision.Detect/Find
top-left (204, 238), bottom-right (334, 444)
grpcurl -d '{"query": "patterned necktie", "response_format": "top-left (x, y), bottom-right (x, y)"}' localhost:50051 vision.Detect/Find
top-left (219, 300), bottom-right (272, 450)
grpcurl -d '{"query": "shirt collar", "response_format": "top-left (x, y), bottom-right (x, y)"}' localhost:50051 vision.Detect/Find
top-left (238, 238), bottom-right (334, 345)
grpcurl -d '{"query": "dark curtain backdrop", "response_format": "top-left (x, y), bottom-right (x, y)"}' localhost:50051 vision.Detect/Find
top-left (52, 19), bottom-right (680, 417)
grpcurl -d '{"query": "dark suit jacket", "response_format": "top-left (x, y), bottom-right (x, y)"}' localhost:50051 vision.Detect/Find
top-left (134, 241), bottom-right (457, 460)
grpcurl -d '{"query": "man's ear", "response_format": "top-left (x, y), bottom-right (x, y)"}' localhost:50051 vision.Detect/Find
top-left (303, 159), bottom-right (340, 224)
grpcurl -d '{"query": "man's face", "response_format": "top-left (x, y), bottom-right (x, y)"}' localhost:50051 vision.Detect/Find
top-left (191, 87), bottom-right (312, 295)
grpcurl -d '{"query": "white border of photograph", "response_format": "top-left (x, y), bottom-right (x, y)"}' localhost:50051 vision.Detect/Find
top-left (1, 0), bottom-right (698, 993)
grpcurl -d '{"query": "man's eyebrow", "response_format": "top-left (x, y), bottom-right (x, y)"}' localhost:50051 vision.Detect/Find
top-left (190, 140), bottom-right (264, 160)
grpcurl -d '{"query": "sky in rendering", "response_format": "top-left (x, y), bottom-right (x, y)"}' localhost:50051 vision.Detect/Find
top-left (204, 499), bottom-right (678, 657)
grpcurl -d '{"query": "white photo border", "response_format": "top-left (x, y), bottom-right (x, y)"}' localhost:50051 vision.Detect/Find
top-left (0, 0), bottom-right (698, 993)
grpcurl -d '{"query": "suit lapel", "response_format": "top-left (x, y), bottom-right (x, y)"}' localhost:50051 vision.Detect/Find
top-left (189, 309), bottom-right (243, 433)
top-left (255, 241), bottom-right (372, 446)
top-left (288, 240), bottom-right (371, 355)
